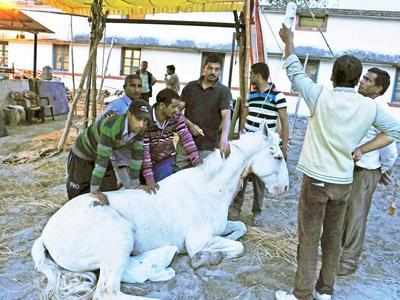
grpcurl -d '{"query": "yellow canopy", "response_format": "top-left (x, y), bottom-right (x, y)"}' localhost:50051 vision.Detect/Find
top-left (41, 0), bottom-right (244, 17)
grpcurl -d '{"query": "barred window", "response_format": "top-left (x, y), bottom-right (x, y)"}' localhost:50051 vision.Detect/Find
top-left (53, 44), bottom-right (69, 71)
top-left (121, 47), bottom-right (141, 75)
top-left (0, 42), bottom-right (8, 67)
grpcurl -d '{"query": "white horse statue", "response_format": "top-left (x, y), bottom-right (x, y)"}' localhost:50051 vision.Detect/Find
top-left (32, 124), bottom-right (289, 300)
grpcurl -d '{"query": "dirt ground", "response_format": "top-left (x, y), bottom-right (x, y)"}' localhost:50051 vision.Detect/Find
top-left (0, 116), bottom-right (399, 300)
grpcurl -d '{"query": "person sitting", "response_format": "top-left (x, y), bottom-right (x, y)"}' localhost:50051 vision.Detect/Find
top-left (142, 88), bottom-right (201, 194)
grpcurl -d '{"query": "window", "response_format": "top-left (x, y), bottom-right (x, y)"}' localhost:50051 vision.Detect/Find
top-left (296, 15), bottom-right (328, 31)
top-left (393, 69), bottom-right (400, 103)
top-left (300, 58), bottom-right (320, 82)
top-left (200, 52), bottom-right (226, 80)
top-left (121, 47), bottom-right (141, 75)
top-left (53, 45), bottom-right (69, 71)
top-left (0, 42), bottom-right (8, 67)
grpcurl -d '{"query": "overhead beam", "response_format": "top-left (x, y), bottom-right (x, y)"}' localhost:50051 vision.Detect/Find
top-left (105, 18), bottom-right (236, 28)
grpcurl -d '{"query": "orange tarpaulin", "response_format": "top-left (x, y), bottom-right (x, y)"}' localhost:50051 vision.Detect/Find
top-left (0, 7), bottom-right (53, 33)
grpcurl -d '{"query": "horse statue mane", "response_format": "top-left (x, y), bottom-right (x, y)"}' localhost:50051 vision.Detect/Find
top-left (32, 124), bottom-right (289, 300)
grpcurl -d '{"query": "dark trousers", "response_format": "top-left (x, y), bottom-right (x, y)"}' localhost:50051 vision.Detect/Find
top-left (294, 175), bottom-right (352, 300)
top-left (232, 173), bottom-right (265, 213)
top-left (340, 167), bottom-right (381, 272)
top-left (66, 151), bottom-right (119, 200)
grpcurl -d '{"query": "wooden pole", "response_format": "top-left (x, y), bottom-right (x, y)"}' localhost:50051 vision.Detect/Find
top-left (228, 32), bottom-right (236, 89)
top-left (97, 38), bottom-right (114, 104)
top-left (229, 0), bottom-right (251, 139)
top-left (70, 15), bottom-right (76, 94)
top-left (57, 0), bottom-right (106, 151)
top-left (89, 48), bottom-right (97, 123)
top-left (33, 33), bottom-right (38, 78)
top-left (57, 43), bottom-right (101, 151)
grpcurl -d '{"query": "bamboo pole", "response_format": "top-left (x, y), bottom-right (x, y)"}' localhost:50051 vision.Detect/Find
top-left (229, 0), bottom-right (251, 139)
top-left (70, 15), bottom-right (76, 94)
top-left (57, 43), bottom-right (100, 151)
top-left (89, 47), bottom-right (97, 123)
top-left (57, 0), bottom-right (106, 151)
top-left (97, 38), bottom-right (115, 104)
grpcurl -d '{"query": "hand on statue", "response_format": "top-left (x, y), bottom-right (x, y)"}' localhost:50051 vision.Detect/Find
top-left (91, 191), bottom-right (109, 206)
top-left (352, 147), bottom-right (363, 161)
top-left (191, 155), bottom-right (203, 166)
top-left (190, 123), bottom-right (205, 137)
top-left (144, 181), bottom-right (160, 194)
top-left (219, 139), bottom-right (231, 159)
top-left (380, 170), bottom-right (392, 186)
top-left (279, 23), bottom-right (294, 44)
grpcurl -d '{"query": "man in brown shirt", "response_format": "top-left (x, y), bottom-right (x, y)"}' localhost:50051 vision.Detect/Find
top-left (175, 54), bottom-right (232, 170)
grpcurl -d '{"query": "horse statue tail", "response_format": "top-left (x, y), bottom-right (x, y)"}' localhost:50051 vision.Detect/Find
top-left (31, 236), bottom-right (60, 295)
top-left (32, 236), bottom-right (98, 299)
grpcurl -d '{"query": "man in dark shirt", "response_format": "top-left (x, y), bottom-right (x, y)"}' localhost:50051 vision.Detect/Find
top-left (176, 54), bottom-right (232, 169)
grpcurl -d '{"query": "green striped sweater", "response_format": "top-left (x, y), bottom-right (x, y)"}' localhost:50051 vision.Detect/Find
top-left (72, 114), bottom-right (144, 191)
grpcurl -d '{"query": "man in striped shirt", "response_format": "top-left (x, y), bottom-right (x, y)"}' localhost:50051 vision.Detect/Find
top-left (66, 100), bottom-right (151, 204)
top-left (142, 89), bottom-right (200, 194)
top-left (230, 63), bottom-right (289, 223)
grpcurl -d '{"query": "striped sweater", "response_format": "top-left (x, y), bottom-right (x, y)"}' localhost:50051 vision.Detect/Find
top-left (72, 114), bottom-right (144, 191)
top-left (142, 110), bottom-right (199, 185)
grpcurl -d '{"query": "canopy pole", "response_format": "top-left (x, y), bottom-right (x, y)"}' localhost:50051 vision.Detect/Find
top-left (228, 32), bottom-right (236, 88)
top-left (33, 32), bottom-right (38, 78)
top-left (70, 15), bottom-right (76, 94)
top-left (57, 0), bottom-right (106, 151)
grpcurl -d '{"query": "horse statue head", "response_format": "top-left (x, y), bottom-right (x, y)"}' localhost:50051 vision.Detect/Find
top-left (240, 122), bottom-right (289, 195)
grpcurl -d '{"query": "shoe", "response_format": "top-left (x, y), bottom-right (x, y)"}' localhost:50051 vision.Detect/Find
top-left (275, 290), bottom-right (298, 300)
top-left (315, 292), bottom-right (332, 300)
top-left (228, 207), bottom-right (241, 221)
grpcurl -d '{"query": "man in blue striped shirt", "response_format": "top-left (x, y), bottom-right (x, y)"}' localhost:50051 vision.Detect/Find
top-left (229, 63), bottom-right (289, 223)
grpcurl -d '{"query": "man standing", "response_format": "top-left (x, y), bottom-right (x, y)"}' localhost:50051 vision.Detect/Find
top-left (142, 88), bottom-right (200, 194)
top-left (164, 64), bottom-right (180, 93)
top-left (176, 54), bottom-right (232, 168)
top-left (275, 24), bottom-right (400, 300)
top-left (66, 100), bottom-right (151, 204)
top-left (229, 62), bottom-right (289, 223)
top-left (136, 61), bottom-right (156, 102)
top-left (104, 74), bottom-right (142, 115)
top-left (339, 68), bottom-right (398, 276)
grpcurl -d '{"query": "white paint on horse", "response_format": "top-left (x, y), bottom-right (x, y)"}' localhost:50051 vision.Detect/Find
top-left (32, 124), bottom-right (289, 300)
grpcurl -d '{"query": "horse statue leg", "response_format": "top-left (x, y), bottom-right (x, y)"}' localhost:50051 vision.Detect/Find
top-left (121, 245), bottom-right (178, 284)
top-left (222, 220), bottom-right (247, 241)
top-left (185, 226), bottom-right (245, 269)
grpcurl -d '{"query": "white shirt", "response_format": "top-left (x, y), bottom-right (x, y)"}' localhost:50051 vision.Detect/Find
top-left (285, 54), bottom-right (400, 184)
top-left (356, 111), bottom-right (398, 173)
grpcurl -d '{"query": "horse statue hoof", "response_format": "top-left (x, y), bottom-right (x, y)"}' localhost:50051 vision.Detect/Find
top-left (190, 251), bottom-right (225, 269)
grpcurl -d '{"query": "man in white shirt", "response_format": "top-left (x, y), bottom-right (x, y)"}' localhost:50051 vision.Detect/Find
top-left (339, 68), bottom-right (398, 276)
top-left (275, 25), bottom-right (400, 300)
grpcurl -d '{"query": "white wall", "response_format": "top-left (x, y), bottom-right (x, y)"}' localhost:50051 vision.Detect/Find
top-left (8, 41), bottom-right (52, 71)
top-left (261, 12), bottom-right (400, 56)
top-left (335, 0), bottom-right (400, 11)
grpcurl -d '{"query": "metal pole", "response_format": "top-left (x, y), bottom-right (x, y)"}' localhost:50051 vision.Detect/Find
top-left (33, 33), bottom-right (38, 78)
top-left (228, 32), bottom-right (236, 89)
